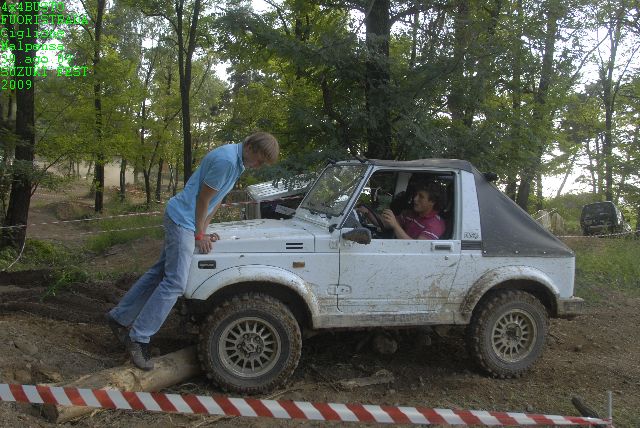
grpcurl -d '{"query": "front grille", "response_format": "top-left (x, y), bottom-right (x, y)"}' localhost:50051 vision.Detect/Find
top-left (286, 242), bottom-right (304, 250)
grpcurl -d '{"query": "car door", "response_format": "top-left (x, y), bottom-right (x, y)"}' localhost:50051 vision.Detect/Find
top-left (337, 235), bottom-right (461, 313)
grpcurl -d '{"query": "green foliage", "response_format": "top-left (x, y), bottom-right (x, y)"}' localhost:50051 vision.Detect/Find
top-left (44, 266), bottom-right (91, 299)
top-left (6, 239), bottom-right (75, 270)
top-left (570, 238), bottom-right (640, 301)
top-left (3, 0), bottom-right (639, 234)
top-left (0, 246), bottom-right (19, 269)
top-left (84, 212), bottom-right (164, 254)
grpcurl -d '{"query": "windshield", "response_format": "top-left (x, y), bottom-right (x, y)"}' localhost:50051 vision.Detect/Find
top-left (299, 164), bottom-right (368, 217)
top-left (582, 203), bottom-right (613, 218)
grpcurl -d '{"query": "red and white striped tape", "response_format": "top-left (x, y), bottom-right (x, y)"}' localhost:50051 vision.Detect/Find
top-left (0, 384), bottom-right (611, 426)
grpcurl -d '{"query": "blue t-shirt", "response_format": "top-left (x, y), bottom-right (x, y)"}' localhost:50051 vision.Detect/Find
top-left (166, 143), bottom-right (245, 231)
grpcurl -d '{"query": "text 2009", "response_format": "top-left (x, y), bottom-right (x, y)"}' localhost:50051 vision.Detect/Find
top-left (1, 79), bottom-right (32, 90)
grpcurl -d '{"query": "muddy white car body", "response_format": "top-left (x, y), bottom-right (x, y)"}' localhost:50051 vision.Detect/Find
top-left (184, 159), bottom-right (582, 393)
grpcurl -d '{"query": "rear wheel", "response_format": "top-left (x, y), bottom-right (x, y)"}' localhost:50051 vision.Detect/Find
top-left (198, 293), bottom-right (301, 394)
top-left (466, 290), bottom-right (548, 378)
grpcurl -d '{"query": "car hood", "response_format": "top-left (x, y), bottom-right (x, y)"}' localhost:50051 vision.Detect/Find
top-left (204, 219), bottom-right (315, 253)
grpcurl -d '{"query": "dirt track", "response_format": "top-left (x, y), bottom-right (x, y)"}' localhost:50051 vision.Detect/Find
top-left (0, 187), bottom-right (638, 427)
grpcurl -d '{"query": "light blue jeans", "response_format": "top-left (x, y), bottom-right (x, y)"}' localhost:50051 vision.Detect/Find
top-left (109, 213), bottom-right (195, 344)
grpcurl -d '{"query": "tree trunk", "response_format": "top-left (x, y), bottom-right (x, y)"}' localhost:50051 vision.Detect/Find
top-left (505, 177), bottom-right (518, 201)
top-left (143, 170), bottom-right (151, 206)
top-left (595, 134), bottom-right (603, 197)
top-left (93, 158), bottom-right (105, 212)
top-left (515, 0), bottom-right (560, 211)
top-left (119, 158), bottom-right (127, 202)
top-left (173, 159), bottom-right (180, 195)
top-left (155, 158), bottom-right (164, 202)
top-left (176, 0), bottom-right (202, 184)
top-left (448, 0), bottom-right (470, 124)
top-left (555, 152), bottom-right (577, 198)
top-left (599, 7), bottom-right (624, 202)
top-left (509, 0), bottom-right (523, 191)
top-left (167, 163), bottom-right (174, 192)
top-left (364, 0), bottom-right (392, 159)
top-left (585, 138), bottom-right (598, 195)
top-left (139, 97), bottom-right (150, 205)
top-left (0, 4), bottom-right (37, 249)
top-left (92, 0), bottom-right (107, 213)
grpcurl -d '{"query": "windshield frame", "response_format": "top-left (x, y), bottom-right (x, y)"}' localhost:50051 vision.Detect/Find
top-left (295, 163), bottom-right (370, 226)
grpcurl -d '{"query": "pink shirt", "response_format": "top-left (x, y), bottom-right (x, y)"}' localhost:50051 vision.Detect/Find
top-left (397, 210), bottom-right (445, 240)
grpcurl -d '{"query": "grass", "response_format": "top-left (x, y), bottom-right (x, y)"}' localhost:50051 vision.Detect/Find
top-left (84, 213), bottom-right (164, 254)
top-left (0, 239), bottom-right (90, 296)
top-left (566, 237), bottom-right (640, 301)
top-left (0, 239), bottom-right (76, 271)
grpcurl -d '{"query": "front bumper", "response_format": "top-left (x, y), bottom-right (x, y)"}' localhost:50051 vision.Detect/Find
top-left (557, 296), bottom-right (584, 318)
top-left (585, 224), bottom-right (609, 232)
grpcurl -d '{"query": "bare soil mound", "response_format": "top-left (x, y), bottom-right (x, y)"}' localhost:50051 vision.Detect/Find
top-left (0, 270), bottom-right (124, 324)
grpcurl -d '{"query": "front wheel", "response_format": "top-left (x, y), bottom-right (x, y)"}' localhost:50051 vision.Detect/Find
top-left (466, 290), bottom-right (548, 378)
top-left (198, 293), bottom-right (302, 394)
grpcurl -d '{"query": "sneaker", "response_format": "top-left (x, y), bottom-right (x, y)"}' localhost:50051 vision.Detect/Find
top-left (128, 341), bottom-right (154, 371)
top-left (105, 313), bottom-right (129, 347)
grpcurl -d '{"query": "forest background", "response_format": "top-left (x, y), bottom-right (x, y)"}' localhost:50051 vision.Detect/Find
top-left (0, 0), bottom-right (639, 250)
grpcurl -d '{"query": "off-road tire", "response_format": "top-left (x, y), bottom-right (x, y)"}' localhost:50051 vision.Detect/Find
top-left (466, 290), bottom-right (548, 378)
top-left (198, 293), bottom-right (301, 394)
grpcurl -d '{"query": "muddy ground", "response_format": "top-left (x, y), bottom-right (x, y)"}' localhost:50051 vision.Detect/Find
top-left (0, 186), bottom-right (638, 427)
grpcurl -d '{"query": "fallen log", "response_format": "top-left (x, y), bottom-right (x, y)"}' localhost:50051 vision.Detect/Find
top-left (42, 346), bottom-right (201, 423)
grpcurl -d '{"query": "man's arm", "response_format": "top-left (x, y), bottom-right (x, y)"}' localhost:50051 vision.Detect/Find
top-left (195, 183), bottom-right (219, 236)
top-left (381, 209), bottom-right (412, 239)
top-left (195, 184), bottom-right (219, 256)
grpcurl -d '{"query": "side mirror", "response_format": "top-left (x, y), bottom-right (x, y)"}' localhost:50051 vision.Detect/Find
top-left (341, 228), bottom-right (372, 245)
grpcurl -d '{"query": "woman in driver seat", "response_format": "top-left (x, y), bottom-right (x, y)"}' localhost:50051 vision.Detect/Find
top-left (358, 182), bottom-right (445, 240)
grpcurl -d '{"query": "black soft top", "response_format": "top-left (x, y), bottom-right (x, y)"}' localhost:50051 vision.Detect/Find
top-left (367, 158), bottom-right (474, 172)
top-left (472, 166), bottom-right (573, 258)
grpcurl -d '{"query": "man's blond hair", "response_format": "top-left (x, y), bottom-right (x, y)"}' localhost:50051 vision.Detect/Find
top-left (244, 132), bottom-right (279, 164)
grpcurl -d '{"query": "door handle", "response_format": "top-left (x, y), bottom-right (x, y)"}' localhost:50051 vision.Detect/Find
top-left (432, 243), bottom-right (453, 251)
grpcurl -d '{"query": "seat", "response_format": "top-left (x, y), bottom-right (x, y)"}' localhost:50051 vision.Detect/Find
top-left (389, 186), bottom-right (415, 215)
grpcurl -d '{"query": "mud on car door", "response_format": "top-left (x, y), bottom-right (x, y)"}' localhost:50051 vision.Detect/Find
top-left (337, 236), bottom-right (461, 314)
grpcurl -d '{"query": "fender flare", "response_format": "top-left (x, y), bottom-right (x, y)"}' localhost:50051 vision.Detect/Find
top-left (189, 264), bottom-right (321, 320)
top-left (460, 266), bottom-right (560, 316)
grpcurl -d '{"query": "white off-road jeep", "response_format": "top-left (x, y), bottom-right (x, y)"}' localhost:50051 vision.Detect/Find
top-left (183, 159), bottom-right (583, 394)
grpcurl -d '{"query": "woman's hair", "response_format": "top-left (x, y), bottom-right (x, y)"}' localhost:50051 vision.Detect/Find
top-left (244, 132), bottom-right (279, 164)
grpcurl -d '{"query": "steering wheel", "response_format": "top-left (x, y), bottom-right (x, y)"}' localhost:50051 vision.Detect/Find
top-left (356, 204), bottom-right (386, 231)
